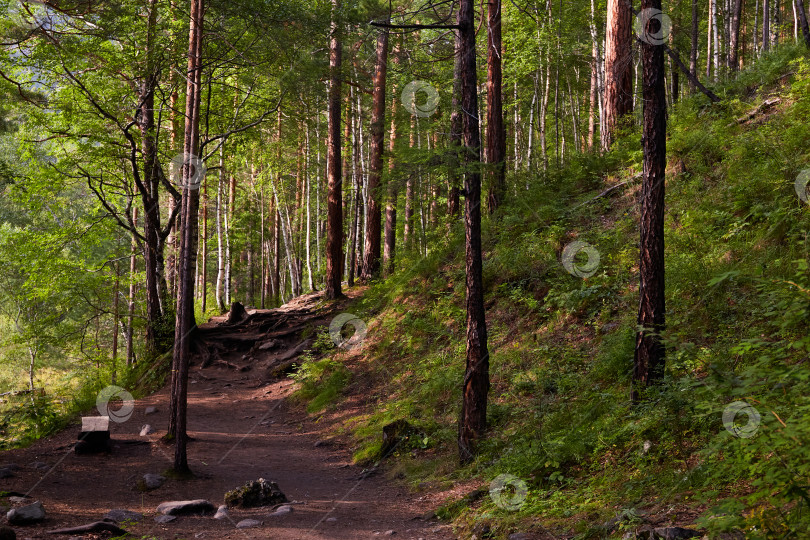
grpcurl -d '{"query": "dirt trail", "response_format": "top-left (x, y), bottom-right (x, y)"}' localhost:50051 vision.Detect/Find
top-left (0, 291), bottom-right (457, 539)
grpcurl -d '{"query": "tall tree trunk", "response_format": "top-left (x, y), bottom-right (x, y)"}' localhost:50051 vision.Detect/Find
top-left (126, 208), bottom-right (138, 366)
top-left (171, 0), bottom-right (205, 474)
top-left (305, 124), bottom-right (315, 291)
top-left (384, 41), bottom-right (401, 275)
top-left (486, 0), bottom-right (506, 213)
top-left (404, 115), bottom-right (415, 248)
top-left (361, 28), bottom-right (388, 279)
top-left (603, 0), bottom-right (634, 151)
top-left (729, 0), bottom-right (744, 70)
top-left (690, 0), bottom-right (699, 89)
top-left (457, 0), bottom-right (490, 465)
top-left (325, 0), bottom-right (343, 299)
top-left (797, 0), bottom-right (810, 47)
top-left (448, 30), bottom-right (463, 217)
top-left (633, 0), bottom-right (667, 403)
top-left (713, 0), bottom-right (720, 80)
top-left (764, 0), bottom-right (771, 51)
top-left (215, 146), bottom-right (226, 312)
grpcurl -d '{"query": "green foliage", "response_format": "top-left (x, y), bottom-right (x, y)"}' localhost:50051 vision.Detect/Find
top-left (292, 357), bottom-right (351, 413)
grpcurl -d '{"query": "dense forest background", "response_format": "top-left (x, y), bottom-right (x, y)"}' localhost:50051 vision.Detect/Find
top-left (1, 0), bottom-right (810, 537)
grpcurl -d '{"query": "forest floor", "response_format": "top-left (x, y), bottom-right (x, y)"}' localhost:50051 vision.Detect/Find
top-left (0, 291), bottom-right (459, 539)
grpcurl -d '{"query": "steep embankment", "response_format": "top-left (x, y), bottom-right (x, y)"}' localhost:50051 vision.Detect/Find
top-left (292, 46), bottom-right (810, 540)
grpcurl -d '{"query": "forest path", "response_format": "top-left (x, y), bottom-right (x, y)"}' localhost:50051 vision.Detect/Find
top-left (0, 291), bottom-right (457, 539)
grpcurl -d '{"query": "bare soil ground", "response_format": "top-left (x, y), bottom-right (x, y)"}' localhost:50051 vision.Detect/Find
top-left (0, 291), bottom-right (459, 539)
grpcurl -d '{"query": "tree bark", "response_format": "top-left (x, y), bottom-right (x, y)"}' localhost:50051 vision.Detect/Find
top-left (457, 0), bottom-right (490, 465)
top-left (729, 0), bottom-right (744, 70)
top-left (797, 0), bottom-right (810, 47)
top-left (764, 0), bottom-right (771, 51)
top-left (325, 0), bottom-right (343, 299)
top-left (633, 0), bottom-right (667, 403)
top-left (384, 41), bottom-right (401, 276)
top-left (603, 0), bottom-right (634, 151)
top-left (171, 0), bottom-right (205, 474)
top-left (690, 0), bottom-right (699, 89)
top-left (486, 0), bottom-right (506, 213)
top-left (360, 29), bottom-right (388, 280)
top-left (126, 208), bottom-right (138, 366)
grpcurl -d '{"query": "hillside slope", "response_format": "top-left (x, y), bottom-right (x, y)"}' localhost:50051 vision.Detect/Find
top-left (298, 45), bottom-right (810, 540)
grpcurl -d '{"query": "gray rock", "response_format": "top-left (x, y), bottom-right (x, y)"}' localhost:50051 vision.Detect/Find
top-left (139, 424), bottom-right (155, 436)
top-left (104, 509), bottom-right (143, 522)
top-left (144, 406), bottom-right (158, 415)
top-left (236, 519), bottom-right (262, 529)
top-left (634, 528), bottom-right (702, 540)
top-left (652, 527), bottom-right (702, 539)
top-left (154, 515), bottom-right (176, 524)
top-left (267, 505), bottom-right (293, 517)
top-left (224, 478), bottom-right (287, 508)
top-left (0, 526), bottom-right (15, 540)
top-left (384, 530), bottom-right (396, 536)
top-left (6, 501), bottom-right (46, 524)
top-left (156, 500), bottom-right (216, 516)
top-left (142, 473), bottom-right (166, 490)
top-left (325, 517), bottom-right (337, 523)
top-left (213, 505), bottom-right (229, 520)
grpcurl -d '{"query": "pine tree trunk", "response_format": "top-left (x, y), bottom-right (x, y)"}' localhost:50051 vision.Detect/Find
top-left (325, 0), bottom-right (343, 299)
top-left (797, 0), bottom-right (810, 47)
top-left (171, 0), bottom-right (205, 474)
top-left (448, 31), bottom-right (462, 217)
top-left (360, 28), bottom-right (388, 280)
top-left (384, 41), bottom-right (401, 276)
top-left (690, 0), bottom-right (699, 89)
top-left (485, 0), bottom-right (506, 213)
top-left (729, 0), bottom-right (744, 70)
top-left (764, 0), bottom-right (771, 51)
top-left (215, 146), bottom-right (226, 311)
top-left (603, 0), bottom-right (634, 151)
top-left (633, 0), bottom-right (667, 403)
top-left (457, 0), bottom-right (490, 465)
top-left (126, 208), bottom-right (138, 366)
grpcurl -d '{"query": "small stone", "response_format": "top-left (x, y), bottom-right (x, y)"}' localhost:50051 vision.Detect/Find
top-left (0, 526), bottom-right (15, 540)
top-left (267, 505), bottom-right (293, 517)
top-left (140, 424), bottom-right (155, 436)
top-left (236, 519), bottom-right (262, 529)
top-left (142, 473), bottom-right (166, 490)
top-left (104, 509), bottom-right (143, 522)
top-left (213, 505), bottom-right (228, 520)
top-left (384, 530), bottom-right (396, 536)
top-left (154, 515), bottom-right (176, 524)
top-left (156, 500), bottom-right (216, 516)
top-left (325, 517), bottom-right (337, 523)
top-left (144, 406), bottom-right (158, 415)
top-left (6, 501), bottom-right (46, 525)
top-left (642, 440), bottom-right (652, 454)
